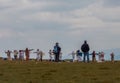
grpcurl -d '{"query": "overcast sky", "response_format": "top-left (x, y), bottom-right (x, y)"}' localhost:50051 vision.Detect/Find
top-left (0, 0), bottom-right (120, 58)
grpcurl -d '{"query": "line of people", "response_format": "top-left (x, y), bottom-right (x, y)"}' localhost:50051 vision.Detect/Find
top-left (69, 50), bottom-right (115, 63)
top-left (91, 51), bottom-right (115, 63)
top-left (5, 48), bottom-right (43, 61)
top-left (4, 42), bottom-right (62, 62)
top-left (4, 41), bottom-right (115, 62)
top-left (69, 40), bottom-right (115, 63)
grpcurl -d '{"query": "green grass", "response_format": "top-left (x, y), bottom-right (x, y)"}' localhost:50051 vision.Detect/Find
top-left (0, 60), bottom-right (119, 83)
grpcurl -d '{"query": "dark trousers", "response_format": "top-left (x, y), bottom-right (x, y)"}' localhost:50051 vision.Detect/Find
top-left (14, 55), bottom-right (17, 60)
top-left (55, 53), bottom-right (59, 62)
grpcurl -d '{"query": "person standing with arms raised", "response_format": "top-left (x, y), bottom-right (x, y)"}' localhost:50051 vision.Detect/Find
top-left (53, 42), bottom-right (61, 62)
top-left (25, 48), bottom-right (34, 61)
top-left (81, 40), bottom-right (90, 63)
top-left (5, 50), bottom-right (12, 61)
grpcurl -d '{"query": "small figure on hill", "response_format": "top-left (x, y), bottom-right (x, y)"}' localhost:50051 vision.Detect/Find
top-left (92, 51), bottom-right (96, 62)
top-left (13, 50), bottom-right (18, 60)
top-left (110, 52), bottom-right (115, 62)
top-left (48, 50), bottom-right (53, 61)
top-left (81, 40), bottom-right (90, 63)
top-left (76, 50), bottom-right (82, 62)
top-left (34, 49), bottom-right (44, 61)
top-left (19, 50), bottom-right (24, 61)
top-left (101, 52), bottom-right (105, 62)
top-left (53, 42), bottom-right (61, 62)
top-left (34, 49), bottom-right (41, 61)
top-left (5, 50), bottom-right (12, 61)
top-left (39, 50), bottom-right (44, 62)
top-left (25, 48), bottom-right (34, 61)
top-left (98, 52), bottom-right (101, 62)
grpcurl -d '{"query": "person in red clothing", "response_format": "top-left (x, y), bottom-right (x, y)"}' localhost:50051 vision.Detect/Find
top-left (25, 48), bottom-right (33, 61)
top-left (101, 52), bottom-right (105, 62)
top-left (92, 51), bottom-right (96, 62)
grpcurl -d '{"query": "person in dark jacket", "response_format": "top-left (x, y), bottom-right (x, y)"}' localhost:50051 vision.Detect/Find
top-left (81, 40), bottom-right (90, 63)
top-left (53, 42), bottom-right (61, 62)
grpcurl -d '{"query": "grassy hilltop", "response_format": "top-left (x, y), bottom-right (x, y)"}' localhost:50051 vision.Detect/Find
top-left (0, 60), bottom-right (120, 83)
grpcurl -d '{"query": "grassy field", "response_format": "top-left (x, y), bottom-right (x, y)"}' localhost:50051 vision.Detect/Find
top-left (0, 60), bottom-right (120, 83)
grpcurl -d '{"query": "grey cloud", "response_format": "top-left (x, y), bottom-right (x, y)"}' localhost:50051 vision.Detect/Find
top-left (103, 0), bottom-right (120, 7)
top-left (100, 17), bottom-right (120, 22)
top-left (43, 0), bottom-right (96, 12)
top-left (21, 0), bottom-right (97, 12)
top-left (0, 0), bottom-right (120, 54)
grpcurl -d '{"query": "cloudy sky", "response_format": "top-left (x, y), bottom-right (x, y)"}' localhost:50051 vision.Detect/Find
top-left (0, 0), bottom-right (120, 58)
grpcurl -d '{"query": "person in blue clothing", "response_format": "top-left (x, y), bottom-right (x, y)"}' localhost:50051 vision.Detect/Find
top-left (53, 42), bottom-right (61, 62)
top-left (81, 40), bottom-right (90, 63)
top-left (76, 50), bottom-right (82, 62)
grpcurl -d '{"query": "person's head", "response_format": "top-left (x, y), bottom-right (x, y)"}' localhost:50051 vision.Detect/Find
top-left (26, 48), bottom-right (28, 50)
top-left (84, 40), bottom-right (87, 44)
top-left (55, 42), bottom-right (59, 46)
top-left (14, 50), bottom-right (17, 52)
top-left (77, 50), bottom-right (80, 52)
top-left (37, 49), bottom-right (39, 51)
